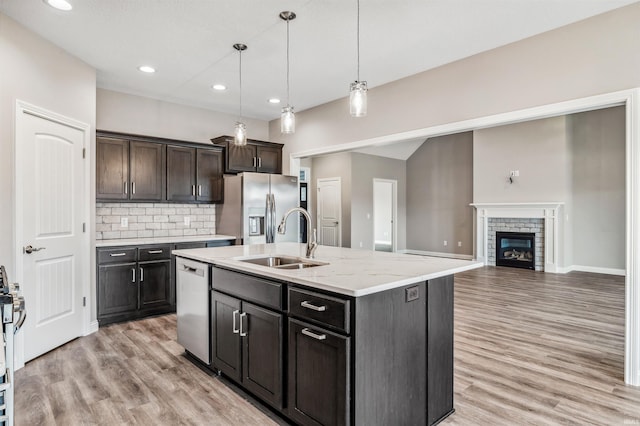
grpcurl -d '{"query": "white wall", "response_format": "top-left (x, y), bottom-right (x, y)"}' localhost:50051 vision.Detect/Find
top-left (97, 89), bottom-right (270, 144)
top-left (0, 13), bottom-right (96, 313)
top-left (269, 3), bottom-right (640, 171)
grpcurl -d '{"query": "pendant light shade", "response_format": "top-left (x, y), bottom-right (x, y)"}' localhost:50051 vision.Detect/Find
top-left (350, 0), bottom-right (367, 117)
top-left (233, 43), bottom-right (248, 146)
top-left (281, 105), bottom-right (295, 134)
top-left (280, 11), bottom-right (296, 134)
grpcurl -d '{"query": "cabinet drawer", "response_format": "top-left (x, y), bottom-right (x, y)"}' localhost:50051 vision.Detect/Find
top-left (213, 267), bottom-right (282, 310)
top-left (289, 287), bottom-right (350, 334)
top-left (138, 244), bottom-right (171, 261)
top-left (97, 247), bottom-right (137, 264)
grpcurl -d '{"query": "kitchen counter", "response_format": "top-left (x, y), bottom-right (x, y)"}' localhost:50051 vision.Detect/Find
top-left (173, 242), bottom-right (483, 297)
top-left (96, 234), bottom-right (236, 247)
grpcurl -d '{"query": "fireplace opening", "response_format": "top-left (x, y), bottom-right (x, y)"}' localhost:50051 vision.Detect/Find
top-left (496, 231), bottom-right (535, 270)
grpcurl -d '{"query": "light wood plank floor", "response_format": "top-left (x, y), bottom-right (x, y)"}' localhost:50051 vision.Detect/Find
top-left (16, 267), bottom-right (640, 425)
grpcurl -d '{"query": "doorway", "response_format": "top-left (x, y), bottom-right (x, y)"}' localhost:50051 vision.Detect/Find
top-left (317, 177), bottom-right (341, 247)
top-left (373, 179), bottom-right (397, 252)
top-left (14, 102), bottom-right (90, 364)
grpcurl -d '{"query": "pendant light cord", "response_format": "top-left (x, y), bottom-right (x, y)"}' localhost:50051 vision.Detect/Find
top-left (239, 49), bottom-right (243, 120)
top-left (286, 18), bottom-right (291, 106)
top-left (356, 0), bottom-right (360, 82)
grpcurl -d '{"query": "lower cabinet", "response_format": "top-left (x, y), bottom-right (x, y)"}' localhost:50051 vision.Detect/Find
top-left (139, 260), bottom-right (171, 310)
top-left (97, 262), bottom-right (138, 316)
top-left (288, 318), bottom-right (349, 426)
top-left (211, 290), bottom-right (283, 409)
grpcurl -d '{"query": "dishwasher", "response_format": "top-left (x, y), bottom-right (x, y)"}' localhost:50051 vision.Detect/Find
top-left (176, 257), bottom-right (210, 365)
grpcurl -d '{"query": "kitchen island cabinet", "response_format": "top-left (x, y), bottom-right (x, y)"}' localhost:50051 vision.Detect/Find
top-left (174, 243), bottom-right (483, 426)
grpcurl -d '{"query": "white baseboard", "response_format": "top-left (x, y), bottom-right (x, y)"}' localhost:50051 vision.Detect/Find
top-left (569, 265), bottom-right (626, 276)
top-left (84, 320), bottom-right (99, 336)
top-left (400, 249), bottom-right (473, 260)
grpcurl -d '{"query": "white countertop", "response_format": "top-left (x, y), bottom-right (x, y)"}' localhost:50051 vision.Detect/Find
top-left (96, 234), bottom-right (236, 247)
top-left (173, 242), bottom-right (484, 297)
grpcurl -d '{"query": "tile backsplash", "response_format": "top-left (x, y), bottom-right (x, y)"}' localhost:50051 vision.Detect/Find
top-left (96, 202), bottom-right (216, 240)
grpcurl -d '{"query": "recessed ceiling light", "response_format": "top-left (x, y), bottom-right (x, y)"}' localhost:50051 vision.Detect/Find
top-left (44, 0), bottom-right (72, 11)
top-left (138, 65), bottom-right (156, 74)
top-left (268, 98), bottom-right (281, 104)
top-left (212, 84), bottom-right (227, 91)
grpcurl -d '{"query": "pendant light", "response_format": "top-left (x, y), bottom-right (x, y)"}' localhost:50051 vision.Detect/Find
top-left (349, 0), bottom-right (367, 117)
top-left (280, 11), bottom-right (296, 134)
top-left (233, 43), bottom-right (248, 146)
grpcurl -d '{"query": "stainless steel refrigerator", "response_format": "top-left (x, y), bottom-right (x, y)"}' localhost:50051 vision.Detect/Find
top-left (216, 172), bottom-right (299, 245)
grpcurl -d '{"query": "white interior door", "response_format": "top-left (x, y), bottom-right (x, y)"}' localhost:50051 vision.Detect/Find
top-left (317, 178), bottom-right (341, 247)
top-left (373, 179), bottom-right (397, 252)
top-left (16, 106), bottom-right (88, 362)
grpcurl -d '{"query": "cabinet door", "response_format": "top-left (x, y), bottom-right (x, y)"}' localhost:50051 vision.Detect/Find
top-left (211, 291), bottom-right (242, 382)
top-left (97, 263), bottom-right (138, 317)
top-left (196, 149), bottom-right (223, 202)
top-left (226, 143), bottom-right (257, 173)
top-left (241, 302), bottom-right (283, 409)
top-left (288, 319), bottom-right (349, 426)
top-left (130, 141), bottom-right (164, 201)
top-left (167, 145), bottom-right (196, 201)
top-left (139, 260), bottom-right (171, 311)
top-left (96, 137), bottom-right (129, 200)
top-left (256, 145), bottom-right (282, 174)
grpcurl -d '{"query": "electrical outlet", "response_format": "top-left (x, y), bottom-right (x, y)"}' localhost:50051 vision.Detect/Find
top-left (184, 216), bottom-right (190, 226)
top-left (120, 217), bottom-right (128, 228)
top-left (443, 240), bottom-right (447, 246)
top-left (458, 241), bottom-right (462, 247)
top-left (405, 286), bottom-right (419, 302)
top-left (510, 170), bottom-right (520, 177)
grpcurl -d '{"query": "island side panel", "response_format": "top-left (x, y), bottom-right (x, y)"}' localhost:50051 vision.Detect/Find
top-left (427, 274), bottom-right (454, 424)
top-left (353, 282), bottom-right (427, 425)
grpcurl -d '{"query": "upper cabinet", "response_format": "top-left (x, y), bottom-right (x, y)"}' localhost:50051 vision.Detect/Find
top-left (210, 136), bottom-right (283, 175)
top-left (97, 131), bottom-right (223, 203)
top-left (167, 146), bottom-right (223, 203)
top-left (97, 136), bottom-right (165, 201)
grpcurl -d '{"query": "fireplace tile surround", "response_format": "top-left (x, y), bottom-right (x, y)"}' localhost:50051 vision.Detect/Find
top-left (471, 203), bottom-right (563, 273)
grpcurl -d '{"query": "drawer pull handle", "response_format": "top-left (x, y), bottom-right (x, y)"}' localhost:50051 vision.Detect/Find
top-left (239, 312), bottom-right (247, 337)
top-left (301, 300), bottom-right (326, 312)
top-left (148, 250), bottom-right (163, 254)
top-left (232, 310), bottom-right (240, 334)
top-left (302, 328), bottom-right (326, 341)
top-left (110, 253), bottom-right (126, 257)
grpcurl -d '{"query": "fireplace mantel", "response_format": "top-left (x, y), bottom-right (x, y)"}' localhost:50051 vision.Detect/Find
top-left (471, 202), bottom-right (564, 272)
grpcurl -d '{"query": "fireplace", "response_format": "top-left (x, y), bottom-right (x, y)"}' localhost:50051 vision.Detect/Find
top-left (496, 231), bottom-right (535, 270)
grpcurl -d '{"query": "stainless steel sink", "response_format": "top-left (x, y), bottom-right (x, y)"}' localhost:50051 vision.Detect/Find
top-left (236, 255), bottom-right (328, 269)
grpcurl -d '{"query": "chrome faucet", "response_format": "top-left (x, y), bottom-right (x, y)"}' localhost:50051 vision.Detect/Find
top-left (278, 207), bottom-right (318, 259)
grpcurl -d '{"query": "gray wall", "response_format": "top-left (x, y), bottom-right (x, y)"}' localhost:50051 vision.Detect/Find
top-left (406, 133), bottom-right (473, 255)
top-left (97, 89), bottom-right (269, 143)
top-left (568, 106), bottom-right (625, 270)
top-left (0, 13), bottom-right (97, 316)
top-left (269, 3), bottom-right (640, 173)
top-left (473, 116), bottom-right (569, 203)
top-left (310, 153), bottom-right (352, 248)
top-left (350, 153), bottom-right (407, 251)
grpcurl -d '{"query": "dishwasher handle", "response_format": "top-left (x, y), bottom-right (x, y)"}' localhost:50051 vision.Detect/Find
top-left (179, 262), bottom-right (205, 277)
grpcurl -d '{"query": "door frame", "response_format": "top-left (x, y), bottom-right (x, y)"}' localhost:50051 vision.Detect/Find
top-left (317, 177), bottom-right (342, 247)
top-left (373, 178), bottom-right (397, 252)
top-left (14, 100), bottom-right (92, 368)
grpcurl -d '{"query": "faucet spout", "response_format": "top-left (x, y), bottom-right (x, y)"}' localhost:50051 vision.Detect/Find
top-left (278, 207), bottom-right (318, 259)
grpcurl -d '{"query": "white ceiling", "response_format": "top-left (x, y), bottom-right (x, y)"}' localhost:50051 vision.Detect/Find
top-left (1, 0), bottom-right (636, 121)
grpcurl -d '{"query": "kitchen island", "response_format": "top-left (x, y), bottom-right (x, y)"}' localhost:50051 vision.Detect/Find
top-left (173, 243), bottom-right (483, 426)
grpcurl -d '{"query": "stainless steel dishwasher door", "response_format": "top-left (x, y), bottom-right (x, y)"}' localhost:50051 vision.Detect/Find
top-left (176, 257), bottom-right (210, 365)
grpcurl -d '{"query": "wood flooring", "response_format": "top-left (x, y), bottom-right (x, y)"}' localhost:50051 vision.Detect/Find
top-left (15, 267), bottom-right (640, 425)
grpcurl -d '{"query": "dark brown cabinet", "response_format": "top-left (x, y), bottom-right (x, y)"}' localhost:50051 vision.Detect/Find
top-left (210, 136), bottom-right (283, 174)
top-left (288, 318), bottom-right (349, 426)
top-left (211, 268), bottom-right (284, 410)
top-left (97, 245), bottom-right (172, 325)
top-left (167, 145), bottom-right (224, 203)
top-left (96, 136), bottom-right (165, 202)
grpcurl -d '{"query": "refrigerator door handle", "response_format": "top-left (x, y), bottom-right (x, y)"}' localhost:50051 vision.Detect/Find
top-left (272, 194), bottom-right (277, 242)
top-left (265, 193), bottom-right (272, 243)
